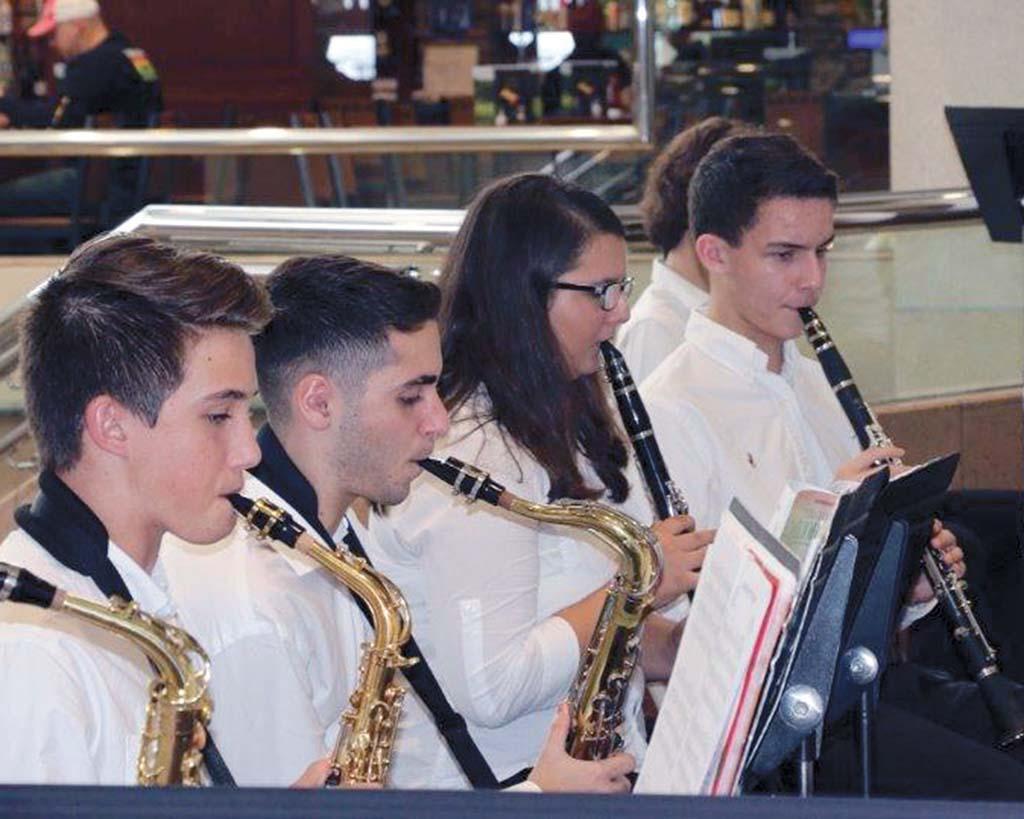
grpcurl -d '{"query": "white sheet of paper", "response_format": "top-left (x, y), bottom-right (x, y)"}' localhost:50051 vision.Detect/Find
top-left (635, 506), bottom-right (797, 795)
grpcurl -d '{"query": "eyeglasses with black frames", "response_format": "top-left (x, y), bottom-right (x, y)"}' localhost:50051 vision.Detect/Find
top-left (549, 276), bottom-right (635, 311)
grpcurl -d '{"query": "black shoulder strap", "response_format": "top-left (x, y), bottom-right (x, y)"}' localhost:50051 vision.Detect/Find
top-left (335, 525), bottom-right (502, 788)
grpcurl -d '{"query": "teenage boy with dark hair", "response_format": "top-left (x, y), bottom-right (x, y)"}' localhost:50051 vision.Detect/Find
top-left (640, 132), bottom-right (1024, 798)
top-left (168, 254), bottom-right (636, 792)
top-left (616, 116), bottom-right (748, 381)
top-left (0, 234), bottom-right (298, 784)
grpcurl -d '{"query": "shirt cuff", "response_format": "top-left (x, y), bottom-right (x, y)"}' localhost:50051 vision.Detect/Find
top-left (899, 598), bottom-right (938, 630)
top-left (505, 779), bottom-right (543, 793)
top-left (538, 615), bottom-right (584, 701)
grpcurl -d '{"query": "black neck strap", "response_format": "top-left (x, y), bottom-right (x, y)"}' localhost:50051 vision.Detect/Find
top-left (16, 470), bottom-right (130, 600)
top-left (14, 470), bottom-right (236, 786)
top-left (250, 424), bottom-right (504, 788)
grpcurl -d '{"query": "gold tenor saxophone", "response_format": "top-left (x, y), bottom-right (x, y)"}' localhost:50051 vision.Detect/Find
top-left (419, 455), bottom-right (663, 760)
top-left (228, 493), bottom-right (417, 786)
top-left (0, 561), bottom-right (212, 785)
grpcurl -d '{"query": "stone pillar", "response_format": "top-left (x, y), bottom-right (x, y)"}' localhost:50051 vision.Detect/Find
top-left (889, 0), bottom-right (1024, 191)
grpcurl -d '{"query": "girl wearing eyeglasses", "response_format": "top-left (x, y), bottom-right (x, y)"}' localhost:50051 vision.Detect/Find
top-left (368, 173), bottom-right (711, 789)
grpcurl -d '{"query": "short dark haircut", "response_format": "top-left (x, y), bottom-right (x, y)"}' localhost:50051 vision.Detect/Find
top-left (255, 255), bottom-right (441, 425)
top-left (441, 173), bottom-right (630, 502)
top-left (689, 133), bottom-right (839, 246)
top-left (21, 234), bottom-right (271, 472)
top-left (640, 116), bottom-right (749, 255)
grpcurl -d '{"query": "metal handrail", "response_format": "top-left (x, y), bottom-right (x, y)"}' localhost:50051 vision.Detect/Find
top-left (114, 188), bottom-right (981, 255)
top-left (0, 124), bottom-right (653, 157)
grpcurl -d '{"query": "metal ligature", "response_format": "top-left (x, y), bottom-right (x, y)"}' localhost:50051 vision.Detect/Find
top-left (419, 455), bottom-right (663, 760)
top-left (229, 493), bottom-right (417, 785)
top-left (0, 561), bottom-right (212, 785)
top-left (799, 306), bottom-right (1024, 748)
top-left (600, 340), bottom-right (688, 520)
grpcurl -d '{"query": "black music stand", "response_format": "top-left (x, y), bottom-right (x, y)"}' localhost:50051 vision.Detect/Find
top-left (738, 534), bottom-right (858, 795)
top-left (824, 520), bottom-right (907, 797)
top-left (738, 470), bottom-right (898, 796)
top-left (825, 453), bottom-right (960, 796)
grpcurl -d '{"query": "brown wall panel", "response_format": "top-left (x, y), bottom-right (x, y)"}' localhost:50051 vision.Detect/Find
top-left (99, 1), bottom-right (316, 118)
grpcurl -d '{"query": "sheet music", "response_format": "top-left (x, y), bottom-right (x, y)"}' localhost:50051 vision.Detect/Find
top-left (635, 501), bottom-right (798, 796)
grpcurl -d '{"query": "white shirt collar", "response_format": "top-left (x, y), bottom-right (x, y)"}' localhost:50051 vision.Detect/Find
top-left (107, 541), bottom-right (176, 619)
top-left (651, 257), bottom-right (709, 311)
top-left (684, 307), bottom-right (803, 385)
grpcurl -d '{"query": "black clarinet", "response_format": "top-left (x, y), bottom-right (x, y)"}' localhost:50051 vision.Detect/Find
top-left (600, 340), bottom-right (688, 520)
top-left (799, 306), bottom-right (1024, 748)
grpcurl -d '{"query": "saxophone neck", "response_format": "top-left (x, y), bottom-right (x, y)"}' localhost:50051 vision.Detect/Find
top-left (234, 494), bottom-right (416, 661)
top-left (58, 594), bottom-right (210, 702)
top-left (502, 494), bottom-right (663, 599)
top-left (422, 456), bottom-right (663, 597)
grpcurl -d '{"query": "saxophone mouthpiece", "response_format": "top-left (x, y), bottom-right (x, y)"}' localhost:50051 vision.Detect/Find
top-left (419, 456), bottom-right (505, 507)
top-left (227, 493), bottom-right (253, 517)
top-left (0, 561), bottom-right (59, 609)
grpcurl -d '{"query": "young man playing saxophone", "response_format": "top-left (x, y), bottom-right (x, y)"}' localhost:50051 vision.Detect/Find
top-left (0, 235), bottom-right (329, 786)
top-left (165, 254), bottom-right (637, 792)
top-left (639, 132), bottom-right (1024, 798)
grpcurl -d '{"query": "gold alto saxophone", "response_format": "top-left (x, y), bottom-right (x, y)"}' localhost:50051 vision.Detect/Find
top-left (229, 493), bottom-right (417, 786)
top-left (419, 455), bottom-right (663, 760)
top-left (0, 560), bottom-right (212, 785)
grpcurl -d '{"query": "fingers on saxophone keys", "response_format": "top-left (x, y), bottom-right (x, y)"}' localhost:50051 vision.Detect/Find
top-left (602, 753), bottom-right (636, 793)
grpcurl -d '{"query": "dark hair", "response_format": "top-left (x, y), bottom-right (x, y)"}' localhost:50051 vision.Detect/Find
top-left (640, 117), bottom-right (749, 255)
top-left (255, 255), bottom-right (441, 425)
top-left (21, 234), bottom-right (271, 472)
top-left (440, 173), bottom-right (629, 502)
top-left (689, 133), bottom-right (839, 246)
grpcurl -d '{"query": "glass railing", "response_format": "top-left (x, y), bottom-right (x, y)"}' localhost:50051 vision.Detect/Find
top-left (0, 189), bottom-right (1018, 467)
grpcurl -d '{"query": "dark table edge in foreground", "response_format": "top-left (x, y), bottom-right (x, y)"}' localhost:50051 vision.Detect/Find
top-left (0, 786), bottom-right (1019, 819)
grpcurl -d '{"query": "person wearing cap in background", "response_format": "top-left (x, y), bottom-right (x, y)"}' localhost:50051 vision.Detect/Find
top-left (0, 0), bottom-right (161, 223)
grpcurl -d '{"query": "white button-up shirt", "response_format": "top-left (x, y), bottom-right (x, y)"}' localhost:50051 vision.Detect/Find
top-left (368, 392), bottom-right (652, 788)
top-left (166, 469), bottom-right (451, 789)
top-left (615, 257), bottom-right (708, 384)
top-left (0, 530), bottom-right (173, 784)
top-left (640, 307), bottom-right (861, 531)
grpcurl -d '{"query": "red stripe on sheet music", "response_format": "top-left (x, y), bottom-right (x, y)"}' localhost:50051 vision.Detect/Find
top-left (710, 551), bottom-right (783, 795)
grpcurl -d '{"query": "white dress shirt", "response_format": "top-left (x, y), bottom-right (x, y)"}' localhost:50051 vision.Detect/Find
top-left (615, 257), bottom-right (708, 384)
top-left (0, 529), bottom-right (174, 784)
top-left (368, 391), bottom-right (652, 788)
top-left (641, 308), bottom-right (937, 631)
top-left (640, 307), bottom-right (861, 532)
